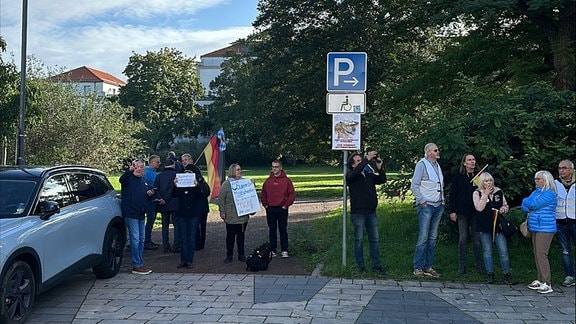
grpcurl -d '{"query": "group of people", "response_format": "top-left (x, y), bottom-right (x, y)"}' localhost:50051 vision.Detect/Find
top-left (348, 143), bottom-right (575, 295)
top-left (218, 160), bottom-right (296, 263)
top-left (120, 153), bottom-right (296, 274)
top-left (120, 152), bottom-right (210, 273)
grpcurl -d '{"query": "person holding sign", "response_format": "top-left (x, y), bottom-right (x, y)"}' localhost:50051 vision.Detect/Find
top-left (172, 164), bottom-right (210, 269)
top-left (218, 164), bottom-right (253, 263)
top-left (261, 160), bottom-right (296, 258)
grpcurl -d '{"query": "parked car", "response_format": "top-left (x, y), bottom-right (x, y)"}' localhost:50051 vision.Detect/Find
top-left (0, 165), bottom-right (125, 323)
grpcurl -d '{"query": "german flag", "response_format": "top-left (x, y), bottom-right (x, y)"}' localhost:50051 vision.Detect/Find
top-left (203, 129), bottom-right (225, 200)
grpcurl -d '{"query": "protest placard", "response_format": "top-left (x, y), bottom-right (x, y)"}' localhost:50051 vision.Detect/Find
top-left (176, 173), bottom-right (196, 187)
top-left (230, 178), bottom-right (260, 216)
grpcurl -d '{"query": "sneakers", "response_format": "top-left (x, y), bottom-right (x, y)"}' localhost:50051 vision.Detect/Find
top-left (132, 266), bottom-right (152, 275)
top-left (281, 251), bottom-right (289, 258)
top-left (413, 269), bottom-right (425, 278)
top-left (562, 276), bottom-right (575, 287)
top-left (503, 273), bottom-right (517, 285)
top-left (424, 267), bottom-right (441, 278)
top-left (271, 251), bottom-right (277, 257)
top-left (537, 282), bottom-right (554, 294)
top-left (528, 280), bottom-right (542, 290)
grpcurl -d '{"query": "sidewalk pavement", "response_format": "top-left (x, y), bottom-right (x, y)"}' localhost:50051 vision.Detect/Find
top-left (28, 271), bottom-right (575, 323)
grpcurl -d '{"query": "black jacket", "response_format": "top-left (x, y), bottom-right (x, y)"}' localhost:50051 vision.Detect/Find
top-left (154, 168), bottom-right (179, 213)
top-left (346, 158), bottom-right (387, 214)
top-left (173, 168), bottom-right (210, 218)
top-left (449, 171), bottom-right (477, 216)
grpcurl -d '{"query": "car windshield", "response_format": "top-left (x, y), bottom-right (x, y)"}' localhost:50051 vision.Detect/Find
top-left (0, 180), bottom-right (36, 218)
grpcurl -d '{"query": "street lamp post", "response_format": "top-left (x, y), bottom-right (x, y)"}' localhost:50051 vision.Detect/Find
top-left (17, 0), bottom-right (28, 166)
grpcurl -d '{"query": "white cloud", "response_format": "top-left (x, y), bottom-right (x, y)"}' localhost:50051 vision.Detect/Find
top-left (1, 0), bottom-right (254, 80)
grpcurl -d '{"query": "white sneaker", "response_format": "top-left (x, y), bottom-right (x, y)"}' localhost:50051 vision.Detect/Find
top-left (527, 280), bottom-right (542, 290)
top-left (537, 283), bottom-right (553, 294)
top-left (281, 251), bottom-right (289, 258)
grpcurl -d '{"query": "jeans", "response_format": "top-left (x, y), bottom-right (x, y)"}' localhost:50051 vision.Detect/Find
top-left (413, 204), bottom-right (444, 270)
top-left (160, 212), bottom-right (179, 251)
top-left (479, 232), bottom-right (510, 274)
top-left (125, 217), bottom-right (145, 268)
top-left (557, 222), bottom-right (576, 277)
top-left (351, 212), bottom-right (381, 270)
top-left (457, 213), bottom-right (482, 269)
top-left (144, 201), bottom-right (158, 244)
top-left (266, 206), bottom-right (289, 253)
top-left (175, 216), bottom-right (199, 265)
top-left (226, 223), bottom-right (247, 257)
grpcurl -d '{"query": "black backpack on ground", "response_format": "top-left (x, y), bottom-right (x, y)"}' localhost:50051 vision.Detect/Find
top-left (246, 243), bottom-right (273, 272)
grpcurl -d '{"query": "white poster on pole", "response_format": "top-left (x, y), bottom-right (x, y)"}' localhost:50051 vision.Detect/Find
top-left (230, 178), bottom-right (260, 216)
top-left (332, 113), bottom-right (361, 150)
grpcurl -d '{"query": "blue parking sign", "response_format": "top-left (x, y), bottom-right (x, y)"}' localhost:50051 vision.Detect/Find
top-left (326, 52), bottom-right (367, 92)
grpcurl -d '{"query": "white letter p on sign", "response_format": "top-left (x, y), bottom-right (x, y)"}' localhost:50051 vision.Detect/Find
top-left (333, 58), bottom-right (354, 86)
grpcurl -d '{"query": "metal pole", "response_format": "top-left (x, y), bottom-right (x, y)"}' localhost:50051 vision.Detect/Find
top-left (342, 150), bottom-right (348, 266)
top-left (17, 0), bottom-right (28, 166)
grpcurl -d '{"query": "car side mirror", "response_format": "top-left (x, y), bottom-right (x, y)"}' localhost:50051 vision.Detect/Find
top-left (39, 201), bottom-right (60, 220)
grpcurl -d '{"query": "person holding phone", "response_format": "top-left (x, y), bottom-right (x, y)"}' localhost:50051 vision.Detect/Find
top-left (346, 151), bottom-right (387, 275)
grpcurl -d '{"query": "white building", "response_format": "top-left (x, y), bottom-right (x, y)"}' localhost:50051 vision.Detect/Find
top-left (50, 66), bottom-right (126, 98)
top-left (196, 44), bottom-right (247, 106)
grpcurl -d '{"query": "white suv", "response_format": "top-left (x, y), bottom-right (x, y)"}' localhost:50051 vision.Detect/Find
top-left (0, 166), bottom-right (125, 323)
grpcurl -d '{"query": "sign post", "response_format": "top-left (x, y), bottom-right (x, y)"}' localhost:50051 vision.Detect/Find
top-left (326, 52), bottom-right (367, 267)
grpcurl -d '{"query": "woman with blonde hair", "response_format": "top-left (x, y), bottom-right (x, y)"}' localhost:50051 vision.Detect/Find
top-left (522, 170), bottom-right (557, 294)
top-left (218, 164), bottom-right (252, 263)
top-left (473, 172), bottom-right (516, 285)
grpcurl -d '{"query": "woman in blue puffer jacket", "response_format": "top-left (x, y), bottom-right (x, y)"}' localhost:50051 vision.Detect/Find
top-left (521, 170), bottom-right (557, 294)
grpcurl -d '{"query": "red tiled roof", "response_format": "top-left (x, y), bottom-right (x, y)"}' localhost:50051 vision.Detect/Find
top-left (51, 66), bottom-right (126, 86)
top-left (201, 44), bottom-right (247, 58)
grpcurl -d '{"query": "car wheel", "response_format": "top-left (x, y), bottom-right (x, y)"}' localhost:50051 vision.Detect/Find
top-left (92, 226), bottom-right (124, 279)
top-left (0, 260), bottom-right (36, 324)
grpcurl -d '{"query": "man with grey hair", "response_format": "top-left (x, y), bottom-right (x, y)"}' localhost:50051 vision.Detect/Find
top-left (555, 159), bottom-right (575, 287)
top-left (411, 143), bottom-right (445, 278)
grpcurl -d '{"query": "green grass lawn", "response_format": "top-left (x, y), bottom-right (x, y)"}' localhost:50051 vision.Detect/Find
top-left (109, 165), bottom-right (569, 284)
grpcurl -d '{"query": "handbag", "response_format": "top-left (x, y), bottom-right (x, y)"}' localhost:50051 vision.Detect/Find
top-left (498, 215), bottom-right (519, 237)
top-left (520, 220), bottom-right (531, 238)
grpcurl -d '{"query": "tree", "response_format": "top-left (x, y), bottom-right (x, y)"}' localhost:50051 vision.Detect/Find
top-left (119, 48), bottom-right (205, 151)
top-left (22, 62), bottom-right (144, 173)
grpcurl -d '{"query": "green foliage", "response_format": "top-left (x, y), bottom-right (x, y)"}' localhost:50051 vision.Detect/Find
top-left (119, 47), bottom-right (205, 151)
top-left (24, 76), bottom-right (144, 173)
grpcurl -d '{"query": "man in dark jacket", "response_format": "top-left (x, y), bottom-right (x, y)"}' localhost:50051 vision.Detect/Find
top-left (154, 159), bottom-right (180, 253)
top-left (346, 151), bottom-right (387, 275)
top-left (120, 160), bottom-right (155, 275)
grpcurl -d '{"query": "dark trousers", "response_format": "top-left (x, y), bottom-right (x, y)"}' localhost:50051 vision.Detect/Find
top-left (175, 216), bottom-right (199, 265)
top-left (225, 223), bottom-right (246, 257)
top-left (196, 213), bottom-right (208, 250)
top-left (266, 206), bottom-right (289, 253)
top-left (160, 211), bottom-right (179, 250)
top-left (144, 201), bottom-right (158, 244)
top-left (457, 213), bottom-right (483, 271)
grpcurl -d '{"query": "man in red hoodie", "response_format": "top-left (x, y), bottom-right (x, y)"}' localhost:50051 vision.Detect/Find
top-left (261, 160), bottom-right (296, 258)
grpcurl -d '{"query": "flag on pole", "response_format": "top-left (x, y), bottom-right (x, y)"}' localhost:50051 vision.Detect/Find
top-left (492, 208), bottom-right (499, 243)
top-left (470, 164), bottom-right (489, 187)
top-left (203, 128), bottom-right (226, 200)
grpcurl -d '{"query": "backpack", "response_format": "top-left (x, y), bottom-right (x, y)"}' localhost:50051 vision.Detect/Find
top-left (246, 243), bottom-right (273, 272)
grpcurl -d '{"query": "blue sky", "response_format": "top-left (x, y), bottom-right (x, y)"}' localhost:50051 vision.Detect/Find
top-left (0, 0), bottom-right (259, 80)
